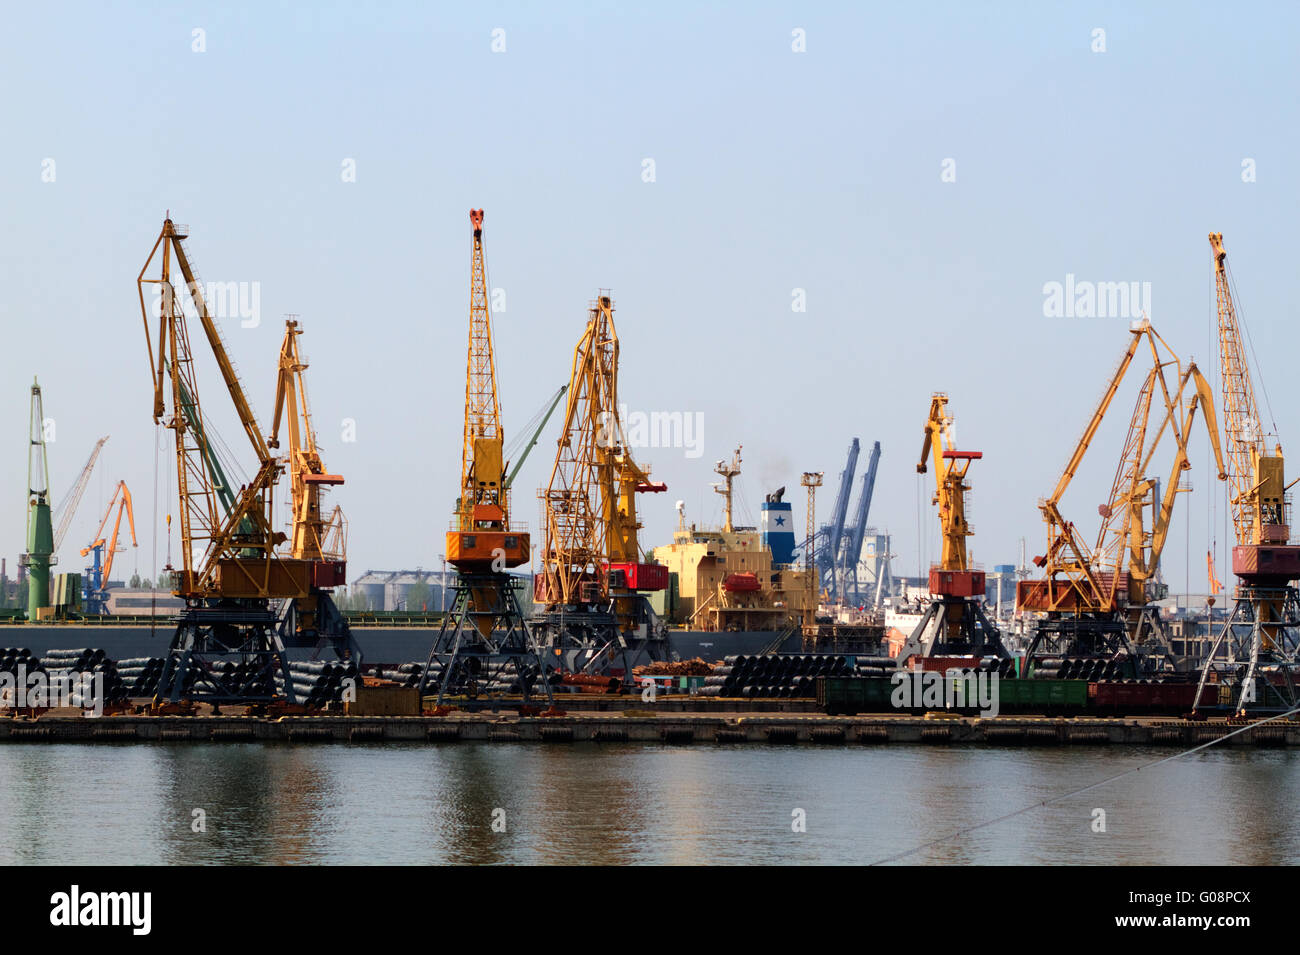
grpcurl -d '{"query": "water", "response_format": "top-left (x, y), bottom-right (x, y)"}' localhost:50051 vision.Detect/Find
top-left (1, 743), bottom-right (1296, 865)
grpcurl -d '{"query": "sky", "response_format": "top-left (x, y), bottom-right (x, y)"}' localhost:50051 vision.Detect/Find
top-left (1, 1), bottom-right (1298, 597)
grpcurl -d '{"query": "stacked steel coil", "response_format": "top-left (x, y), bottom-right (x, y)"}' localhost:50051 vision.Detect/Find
top-left (376, 662), bottom-right (427, 688)
top-left (273, 660), bottom-right (359, 706)
top-left (0, 648), bottom-right (43, 675)
top-left (116, 657), bottom-right (164, 696)
top-left (853, 656), bottom-right (900, 678)
top-left (699, 654), bottom-right (855, 698)
top-left (383, 660), bottom-right (555, 696)
top-left (39, 648), bottom-right (128, 706)
top-left (1031, 656), bottom-right (1128, 680)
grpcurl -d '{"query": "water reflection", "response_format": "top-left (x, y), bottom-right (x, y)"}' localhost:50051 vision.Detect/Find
top-left (0, 743), bottom-right (1295, 864)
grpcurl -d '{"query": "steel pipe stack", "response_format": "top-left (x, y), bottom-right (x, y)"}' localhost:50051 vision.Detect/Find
top-left (38, 648), bottom-right (128, 706)
top-left (273, 660), bottom-right (359, 706)
top-left (698, 654), bottom-right (854, 698)
top-left (0, 648), bottom-right (43, 675)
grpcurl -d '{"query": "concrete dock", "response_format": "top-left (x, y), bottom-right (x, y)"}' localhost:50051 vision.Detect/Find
top-left (0, 711), bottom-right (1293, 746)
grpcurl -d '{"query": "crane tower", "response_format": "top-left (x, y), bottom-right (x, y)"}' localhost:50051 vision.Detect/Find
top-left (420, 210), bottom-right (552, 704)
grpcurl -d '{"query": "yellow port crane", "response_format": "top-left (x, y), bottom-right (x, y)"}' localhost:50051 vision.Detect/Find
top-left (446, 209), bottom-right (528, 572)
top-left (268, 318), bottom-right (357, 655)
top-left (138, 217), bottom-right (342, 705)
top-left (1195, 233), bottom-right (1300, 713)
top-left (534, 292), bottom-right (669, 672)
top-left (894, 393), bottom-right (1006, 660)
top-left (1017, 319), bottom-right (1225, 665)
top-left (420, 210), bottom-right (552, 704)
top-left (918, 393), bottom-right (978, 574)
top-left (138, 218), bottom-right (302, 601)
top-left (269, 319), bottom-right (346, 569)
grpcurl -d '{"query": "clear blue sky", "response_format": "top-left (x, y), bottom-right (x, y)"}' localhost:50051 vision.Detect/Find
top-left (2, 1), bottom-right (1297, 595)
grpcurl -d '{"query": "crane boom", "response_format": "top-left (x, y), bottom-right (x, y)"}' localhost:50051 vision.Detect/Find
top-left (918, 394), bottom-right (980, 573)
top-left (53, 435), bottom-right (109, 552)
top-left (80, 480), bottom-right (138, 599)
top-left (138, 218), bottom-right (298, 600)
top-left (1019, 319), bottom-right (1225, 613)
top-left (1210, 232), bottom-right (1284, 547)
top-left (269, 319), bottom-right (345, 565)
top-left (845, 440), bottom-right (881, 575)
top-left (538, 293), bottom-right (666, 607)
top-left (447, 209), bottom-right (527, 571)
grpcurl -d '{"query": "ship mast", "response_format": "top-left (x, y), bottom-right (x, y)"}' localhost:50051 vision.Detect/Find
top-left (713, 446), bottom-right (742, 533)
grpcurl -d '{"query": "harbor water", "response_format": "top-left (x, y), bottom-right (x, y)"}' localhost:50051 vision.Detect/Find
top-left (1, 743), bottom-right (1296, 865)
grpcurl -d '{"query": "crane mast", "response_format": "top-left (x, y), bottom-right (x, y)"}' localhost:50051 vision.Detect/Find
top-left (138, 218), bottom-right (298, 601)
top-left (269, 319), bottom-right (345, 567)
top-left (894, 394), bottom-right (1006, 661)
top-left (538, 295), bottom-right (622, 607)
top-left (918, 394), bottom-right (980, 573)
top-left (447, 210), bottom-right (527, 571)
top-left (1210, 232), bottom-right (1278, 546)
top-left (138, 217), bottom-right (354, 707)
top-left (1195, 233), bottom-right (1300, 714)
top-left (533, 292), bottom-right (670, 673)
top-left (1018, 319), bottom-right (1225, 669)
top-left (20, 380), bottom-right (55, 619)
top-left (420, 210), bottom-right (552, 705)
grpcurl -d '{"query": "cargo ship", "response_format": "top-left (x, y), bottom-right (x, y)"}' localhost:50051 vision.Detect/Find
top-left (648, 450), bottom-right (819, 662)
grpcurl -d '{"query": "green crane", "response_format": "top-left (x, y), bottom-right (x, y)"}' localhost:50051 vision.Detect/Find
top-left (20, 379), bottom-right (54, 618)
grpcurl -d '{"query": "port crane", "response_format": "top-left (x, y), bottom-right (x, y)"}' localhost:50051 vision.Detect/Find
top-left (843, 440), bottom-right (882, 606)
top-left (895, 394), bottom-right (1007, 661)
top-left (1195, 233), bottom-right (1300, 713)
top-left (817, 438), bottom-right (859, 604)
top-left (20, 380), bottom-right (54, 619)
top-left (268, 318), bottom-right (358, 658)
top-left (535, 292), bottom-right (670, 674)
top-left (52, 435), bottom-right (109, 558)
top-left (1016, 319), bottom-right (1225, 669)
top-left (138, 217), bottom-right (349, 706)
top-left (419, 210), bottom-right (553, 704)
top-left (79, 480), bottom-right (137, 615)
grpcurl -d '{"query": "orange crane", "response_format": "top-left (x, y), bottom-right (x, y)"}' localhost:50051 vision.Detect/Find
top-left (420, 210), bottom-right (552, 704)
top-left (1017, 319), bottom-right (1225, 666)
top-left (79, 481), bottom-right (137, 615)
top-left (534, 292), bottom-right (670, 673)
top-left (1195, 233), bottom-right (1300, 713)
top-left (138, 217), bottom-right (338, 705)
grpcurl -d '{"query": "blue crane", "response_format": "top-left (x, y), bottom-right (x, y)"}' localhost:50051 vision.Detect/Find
top-left (841, 440), bottom-right (881, 604)
top-left (817, 438), bottom-right (859, 602)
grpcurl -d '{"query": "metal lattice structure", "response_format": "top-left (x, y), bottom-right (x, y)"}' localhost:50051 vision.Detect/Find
top-left (538, 295), bottom-right (621, 607)
top-left (1195, 233), bottom-right (1300, 714)
top-left (459, 208), bottom-right (505, 531)
top-left (138, 218), bottom-right (355, 707)
top-left (894, 394), bottom-right (1008, 660)
top-left (532, 292), bottom-right (670, 674)
top-left (20, 380), bottom-right (55, 617)
top-left (425, 210), bottom-right (550, 703)
top-left (1016, 321), bottom-right (1225, 669)
top-left (52, 435), bottom-right (108, 554)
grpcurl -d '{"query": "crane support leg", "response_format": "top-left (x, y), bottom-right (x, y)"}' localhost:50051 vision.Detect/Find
top-left (419, 573), bottom-right (555, 707)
